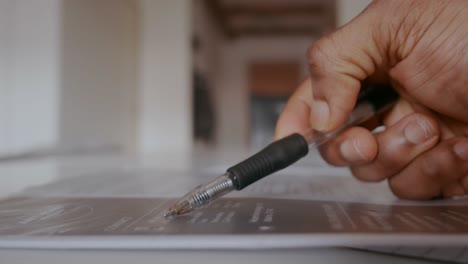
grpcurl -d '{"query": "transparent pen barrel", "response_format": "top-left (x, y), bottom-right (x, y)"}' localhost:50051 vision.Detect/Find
top-left (185, 173), bottom-right (235, 208)
top-left (308, 102), bottom-right (376, 149)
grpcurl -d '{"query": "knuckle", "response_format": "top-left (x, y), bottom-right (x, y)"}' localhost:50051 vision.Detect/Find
top-left (378, 142), bottom-right (407, 165)
top-left (462, 176), bottom-right (468, 191)
top-left (442, 182), bottom-right (466, 198)
top-left (354, 146), bottom-right (405, 182)
top-left (306, 37), bottom-right (335, 73)
top-left (388, 179), bottom-right (410, 198)
top-left (418, 152), bottom-right (439, 180)
top-left (388, 177), bottom-right (435, 200)
top-left (377, 141), bottom-right (424, 171)
top-left (306, 39), bottom-right (325, 62)
top-left (365, 113), bottom-right (440, 178)
top-left (350, 164), bottom-right (387, 182)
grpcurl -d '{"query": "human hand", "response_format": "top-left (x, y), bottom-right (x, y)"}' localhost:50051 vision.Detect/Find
top-left (275, 0), bottom-right (468, 199)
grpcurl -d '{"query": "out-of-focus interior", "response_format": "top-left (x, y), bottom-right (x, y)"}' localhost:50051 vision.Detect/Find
top-left (0, 0), bottom-right (371, 159)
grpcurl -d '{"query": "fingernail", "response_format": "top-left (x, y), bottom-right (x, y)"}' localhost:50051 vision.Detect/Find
top-left (311, 100), bottom-right (330, 131)
top-left (403, 119), bottom-right (435, 144)
top-left (454, 140), bottom-right (468, 161)
top-left (340, 139), bottom-right (366, 163)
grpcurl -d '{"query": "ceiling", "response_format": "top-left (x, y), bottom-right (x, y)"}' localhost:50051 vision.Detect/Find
top-left (205, 0), bottom-right (336, 38)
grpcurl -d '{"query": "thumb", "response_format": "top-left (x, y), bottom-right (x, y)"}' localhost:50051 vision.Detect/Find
top-left (308, 2), bottom-right (386, 132)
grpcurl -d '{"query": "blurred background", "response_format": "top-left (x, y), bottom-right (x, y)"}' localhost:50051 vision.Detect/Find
top-left (0, 0), bottom-right (371, 159)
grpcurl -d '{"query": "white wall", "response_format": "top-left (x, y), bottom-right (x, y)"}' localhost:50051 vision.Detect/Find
top-left (0, 0), bottom-right (193, 157)
top-left (0, 0), bottom-right (11, 154)
top-left (0, 0), bottom-right (139, 156)
top-left (59, 0), bottom-right (138, 152)
top-left (337, 0), bottom-right (372, 26)
top-left (138, 0), bottom-right (192, 154)
top-left (0, 0), bottom-right (62, 155)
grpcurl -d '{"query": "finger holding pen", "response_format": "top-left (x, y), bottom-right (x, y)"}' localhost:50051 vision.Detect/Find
top-left (275, 78), bottom-right (381, 168)
top-left (275, 0), bottom-right (468, 200)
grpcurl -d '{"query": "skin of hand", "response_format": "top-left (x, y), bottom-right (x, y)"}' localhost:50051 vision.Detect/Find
top-left (274, 0), bottom-right (468, 199)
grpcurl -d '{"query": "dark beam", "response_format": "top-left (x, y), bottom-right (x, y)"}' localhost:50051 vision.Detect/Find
top-left (233, 27), bottom-right (321, 37)
top-left (204, 0), bottom-right (234, 38)
top-left (225, 5), bottom-right (325, 17)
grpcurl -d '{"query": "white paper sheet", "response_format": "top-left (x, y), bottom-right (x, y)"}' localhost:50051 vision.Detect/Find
top-left (0, 164), bottom-right (467, 263)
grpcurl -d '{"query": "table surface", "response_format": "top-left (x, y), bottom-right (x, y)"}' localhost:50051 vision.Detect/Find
top-left (0, 152), bottom-right (445, 264)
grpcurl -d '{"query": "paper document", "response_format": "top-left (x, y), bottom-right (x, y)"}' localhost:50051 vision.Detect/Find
top-left (0, 165), bottom-right (467, 262)
top-left (1, 196), bottom-right (468, 237)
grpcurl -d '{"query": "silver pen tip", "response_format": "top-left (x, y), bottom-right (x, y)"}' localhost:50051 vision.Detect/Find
top-left (163, 200), bottom-right (193, 219)
top-left (163, 208), bottom-right (177, 219)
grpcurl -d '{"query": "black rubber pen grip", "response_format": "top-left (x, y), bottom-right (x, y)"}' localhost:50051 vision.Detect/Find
top-left (227, 133), bottom-right (309, 190)
top-left (357, 83), bottom-right (399, 110)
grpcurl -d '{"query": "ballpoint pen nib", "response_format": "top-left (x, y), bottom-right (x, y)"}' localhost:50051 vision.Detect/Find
top-left (163, 208), bottom-right (177, 219)
top-left (163, 200), bottom-right (193, 219)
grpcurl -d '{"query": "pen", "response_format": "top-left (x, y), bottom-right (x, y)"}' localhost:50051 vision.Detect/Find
top-left (163, 83), bottom-right (399, 218)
